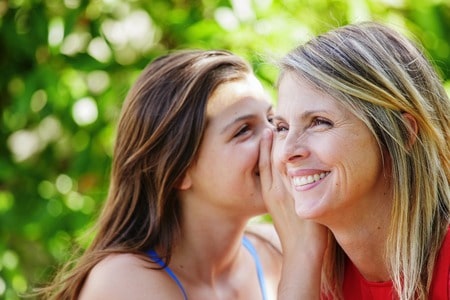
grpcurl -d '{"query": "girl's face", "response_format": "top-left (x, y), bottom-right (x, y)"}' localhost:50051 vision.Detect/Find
top-left (273, 72), bottom-right (390, 225)
top-left (182, 74), bottom-right (274, 216)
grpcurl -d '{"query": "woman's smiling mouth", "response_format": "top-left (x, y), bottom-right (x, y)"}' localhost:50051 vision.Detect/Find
top-left (292, 171), bottom-right (330, 187)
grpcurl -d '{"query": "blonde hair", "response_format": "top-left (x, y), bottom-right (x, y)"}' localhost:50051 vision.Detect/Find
top-left (281, 22), bottom-right (450, 299)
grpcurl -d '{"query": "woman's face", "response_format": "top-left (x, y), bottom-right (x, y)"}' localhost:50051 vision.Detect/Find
top-left (183, 73), bottom-right (274, 216)
top-left (273, 72), bottom-right (390, 225)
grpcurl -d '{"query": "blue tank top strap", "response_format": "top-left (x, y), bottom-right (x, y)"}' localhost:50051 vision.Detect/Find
top-left (242, 236), bottom-right (268, 300)
top-left (146, 249), bottom-right (188, 300)
top-left (146, 237), bottom-right (267, 300)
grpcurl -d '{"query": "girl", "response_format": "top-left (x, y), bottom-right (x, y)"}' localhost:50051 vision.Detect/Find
top-left (40, 50), bottom-right (324, 299)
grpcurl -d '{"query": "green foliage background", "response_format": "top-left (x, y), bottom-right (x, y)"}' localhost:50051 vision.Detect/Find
top-left (1, 0), bottom-right (449, 298)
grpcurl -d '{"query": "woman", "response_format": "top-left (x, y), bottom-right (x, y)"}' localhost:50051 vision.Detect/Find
top-left (272, 22), bottom-right (450, 299)
top-left (40, 50), bottom-right (323, 299)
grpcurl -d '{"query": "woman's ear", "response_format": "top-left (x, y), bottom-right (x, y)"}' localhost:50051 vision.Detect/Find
top-left (402, 112), bottom-right (418, 148)
top-left (176, 171), bottom-right (192, 190)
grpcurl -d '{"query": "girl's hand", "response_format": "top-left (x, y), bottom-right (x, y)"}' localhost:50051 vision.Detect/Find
top-left (259, 128), bottom-right (328, 299)
top-left (259, 128), bottom-right (327, 254)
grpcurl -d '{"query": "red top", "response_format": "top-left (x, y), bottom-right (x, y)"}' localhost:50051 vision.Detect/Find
top-left (340, 226), bottom-right (450, 300)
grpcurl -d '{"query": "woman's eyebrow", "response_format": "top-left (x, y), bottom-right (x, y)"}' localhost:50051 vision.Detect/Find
top-left (273, 109), bottom-right (330, 122)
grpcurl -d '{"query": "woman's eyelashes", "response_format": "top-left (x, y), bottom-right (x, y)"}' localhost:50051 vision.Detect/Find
top-left (274, 121), bottom-right (289, 133)
top-left (310, 117), bottom-right (333, 128)
top-left (272, 116), bottom-right (333, 134)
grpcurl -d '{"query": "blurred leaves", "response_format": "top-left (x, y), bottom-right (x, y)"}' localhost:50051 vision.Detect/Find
top-left (1, 0), bottom-right (449, 299)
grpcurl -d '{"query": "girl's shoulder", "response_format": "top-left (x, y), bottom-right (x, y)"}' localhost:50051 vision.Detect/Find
top-left (79, 252), bottom-right (185, 300)
top-left (245, 222), bottom-right (281, 253)
top-left (244, 223), bottom-right (282, 268)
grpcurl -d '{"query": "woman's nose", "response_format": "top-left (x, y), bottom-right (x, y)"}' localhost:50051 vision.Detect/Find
top-left (280, 131), bottom-right (310, 163)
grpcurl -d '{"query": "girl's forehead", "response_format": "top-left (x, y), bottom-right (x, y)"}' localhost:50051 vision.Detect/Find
top-left (206, 74), bottom-right (269, 116)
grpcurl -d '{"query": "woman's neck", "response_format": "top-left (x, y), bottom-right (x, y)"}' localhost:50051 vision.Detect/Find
top-left (334, 223), bottom-right (390, 281)
top-left (328, 197), bottom-right (392, 282)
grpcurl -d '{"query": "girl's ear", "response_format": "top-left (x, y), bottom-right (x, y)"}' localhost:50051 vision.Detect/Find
top-left (175, 171), bottom-right (192, 190)
top-left (402, 112), bottom-right (418, 148)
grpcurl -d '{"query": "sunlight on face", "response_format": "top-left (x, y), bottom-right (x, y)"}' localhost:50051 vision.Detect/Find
top-left (207, 73), bottom-right (267, 116)
top-left (183, 73), bottom-right (273, 216)
top-left (273, 72), bottom-right (389, 226)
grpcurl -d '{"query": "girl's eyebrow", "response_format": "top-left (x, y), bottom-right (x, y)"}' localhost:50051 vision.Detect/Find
top-left (221, 104), bottom-right (273, 134)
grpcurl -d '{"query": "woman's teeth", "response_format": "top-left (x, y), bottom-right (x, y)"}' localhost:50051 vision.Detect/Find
top-left (292, 172), bottom-right (329, 186)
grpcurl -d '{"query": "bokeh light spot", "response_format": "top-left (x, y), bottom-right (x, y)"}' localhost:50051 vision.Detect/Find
top-left (48, 17), bottom-right (64, 47)
top-left (7, 130), bottom-right (42, 162)
top-left (12, 274), bottom-right (27, 293)
top-left (72, 97), bottom-right (98, 126)
top-left (0, 191), bottom-right (14, 213)
top-left (87, 37), bottom-right (112, 63)
top-left (38, 180), bottom-right (56, 199)
top-left (30, 89), bottom-right (48, 112)
top-left (56, 174), bottom-right (73, 194)
top-left (47, 199), bottom-right (63, 217)
top-left (86, 70), bottom-right (110, 94)
top-left (3, 250), bottom-right (18, 270)
top-left (0, 277), bottom-right (5, 296)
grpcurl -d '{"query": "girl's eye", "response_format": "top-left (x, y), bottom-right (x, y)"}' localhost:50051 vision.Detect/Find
top-left (234, 125), bottom-right (250, 137)
top-left (267, 115), bottom-right (277, 130)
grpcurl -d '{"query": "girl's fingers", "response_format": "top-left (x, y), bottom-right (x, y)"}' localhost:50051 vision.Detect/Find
top-left (259, 128), bottom-right (274, 189)
top-left (259, 128), bottom-right (290, 218)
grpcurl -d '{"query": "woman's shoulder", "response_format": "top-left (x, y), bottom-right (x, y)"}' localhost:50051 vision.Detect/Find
top-left (428, 225), bottom-right (450, 298)
top-left (79, 252), bottom-right (184, 300)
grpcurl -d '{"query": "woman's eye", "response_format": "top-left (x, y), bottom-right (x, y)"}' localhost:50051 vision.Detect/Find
top-left (311, 117), bottom-right (332, 127)
top-left (274, 122), bottom-right (289, 133)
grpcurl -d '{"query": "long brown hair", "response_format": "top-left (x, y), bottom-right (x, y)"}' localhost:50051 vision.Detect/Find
top-left (40, 50), bottom-right (251, 299)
